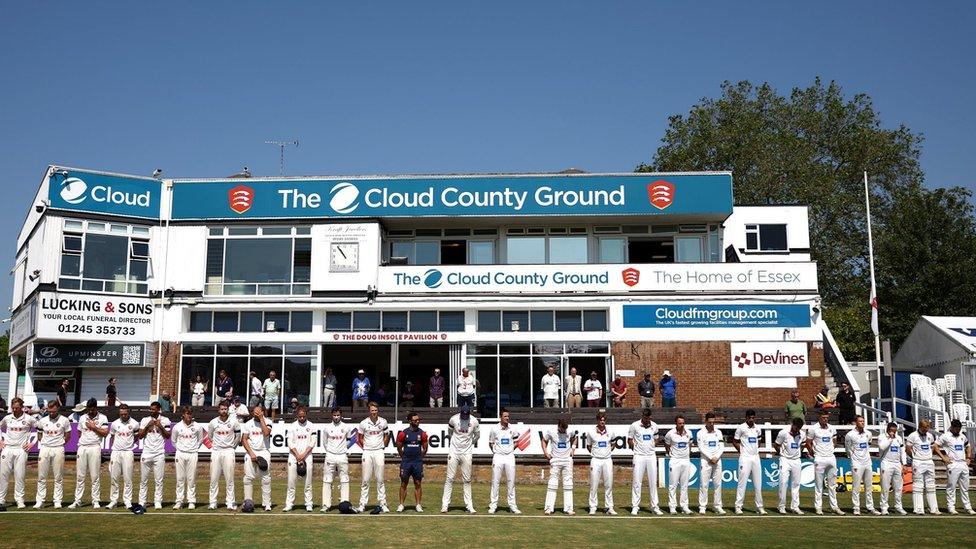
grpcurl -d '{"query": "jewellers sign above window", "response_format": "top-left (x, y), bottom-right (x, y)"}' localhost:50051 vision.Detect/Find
top-left (32, 343), bottom-right (146, 368)
top-left (36, 292), bottom-right (155, 342)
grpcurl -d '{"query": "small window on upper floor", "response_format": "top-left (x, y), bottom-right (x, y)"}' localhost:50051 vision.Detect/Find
top-left (58, 219), bottom-right (151, 295)
top-left (745, 224), bottom-right (788, 252)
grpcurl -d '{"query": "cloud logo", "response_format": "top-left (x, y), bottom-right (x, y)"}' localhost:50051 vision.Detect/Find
top-left (329, 182), bottom-right (360, 214)
top-left (59, 177), bottom-right (88, 204)
top-left (423, 269), bottom-right (443, 289)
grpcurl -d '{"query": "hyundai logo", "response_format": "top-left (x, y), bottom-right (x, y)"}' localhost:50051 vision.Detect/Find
top-left (39, 346), bottom-right (59, 358)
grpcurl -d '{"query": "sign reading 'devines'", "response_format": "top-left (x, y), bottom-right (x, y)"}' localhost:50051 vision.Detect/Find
top-left (730, 341), bottom-right (809, 377)
top-left (36, 292), bottom-right (155, 342)
top-left (622, 304), bottom-right (812, 328)
top-left (32, 343), bottom-right (145, 368)
top-left (47, 169), bottom-right (161, 219)
top-left (378, 263), bottom-right (818, 293)
top-left (170, 173), bottom-right (732, 219)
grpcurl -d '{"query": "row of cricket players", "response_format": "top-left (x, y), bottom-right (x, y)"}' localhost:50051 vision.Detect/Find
top-left (2, 397), bottom-right (974, 516)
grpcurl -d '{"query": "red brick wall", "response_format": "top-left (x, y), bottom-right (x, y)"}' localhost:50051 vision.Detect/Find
top-left (150, 341), bottom-right (181, 399)
top-left (611, 341), bottom-right (826, 419)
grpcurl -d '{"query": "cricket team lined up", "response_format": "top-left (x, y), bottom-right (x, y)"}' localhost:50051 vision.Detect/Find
top-left (1, 397), bottom-right (973, 516)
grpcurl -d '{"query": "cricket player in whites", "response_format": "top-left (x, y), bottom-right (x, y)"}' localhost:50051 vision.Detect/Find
top-left (488, 408), bottom-right (522, 514)
top-left (0, 397), bottom-right (36, 509)
top-left (587, 411), bottom-right (616, 515)
top-left (69, 398), bottom-right (109, 509)
top-left (285, 406), bottom-right (315, 512)
top-left (906, 419), bottom-right (939, 514)
top-left (542, 418), bottom-right (576, 515)
top-left (773, 417), bottom-right (805, 515)
top-left (34, 400), bottom-right (71, 508)
top-left (107, 404), bottom-right (139, 509)
top-left (806, 409), bottom-right (843, 515)
top-left (358, 402), bottom-right (391, 513)
top-left (395, 411), bottom-right (427, 513)
top-left (208, 401), bottom-right (240, 510)
top-left (844, 415), bottom-right (878, 515)
top-left (242, 404), bottom-right (272, 512)
top-left (138, 401), bottom-right (172, 509)
top-left (935, 418), bottom-right (974, 514)
top-left (323, 408), bottom-right (354, 511)
top-left (664, 415), bottom-right (693, 514)
top-left (629, 408), bottom-right (662, 515)
top-left (171, 406), bottom-right (204, 509)
top-left (877, 422), bottom-right (908, 515)
top-left (696, 412), bottom-right (725, 514)
top-left (441, 405), bottom-right (480, 513)
top-left (733, 409), bottom-right (766, 514)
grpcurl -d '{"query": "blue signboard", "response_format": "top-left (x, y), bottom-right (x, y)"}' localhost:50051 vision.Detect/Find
top-left (622, 304), bottom-right (811, 329)
top-left (48, 169), bottom-right (161, 219)
top-left (170, 173), bottom-right (733, 219)
top-left (662, 457), bottom-right (878, 490)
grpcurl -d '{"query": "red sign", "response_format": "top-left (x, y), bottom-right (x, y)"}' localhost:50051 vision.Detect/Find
top-left (647, 180), bottom-right (675, 210)
top-left (622, 267), bottom-right (640, 287)
top-left (228, 185), bottom-right (254, 214)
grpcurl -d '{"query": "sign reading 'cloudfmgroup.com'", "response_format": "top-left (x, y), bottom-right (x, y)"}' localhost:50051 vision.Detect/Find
top-left (35, 292), bottom-right (155, 342)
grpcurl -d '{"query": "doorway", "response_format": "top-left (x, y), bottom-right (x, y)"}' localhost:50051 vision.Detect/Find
top-left (568, 356), bottom-right (609, 407)
top-left (321, 344), bottom-right (392, 407)
top-left (629, 239), bottom-right (674, 263)
top-left (397, 344), bottom-right (450, 408)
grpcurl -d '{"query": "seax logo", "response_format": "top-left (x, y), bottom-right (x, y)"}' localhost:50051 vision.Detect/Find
top-left (622, 267), bottom-right (640, 287)
top-left (647, 180), bottom-right (675, 210)
top-left (229, 185), bottom-right (254, 214)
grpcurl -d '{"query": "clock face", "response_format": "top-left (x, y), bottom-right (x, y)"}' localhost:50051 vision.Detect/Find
top-left (330, 242), bottom-right (359, 272)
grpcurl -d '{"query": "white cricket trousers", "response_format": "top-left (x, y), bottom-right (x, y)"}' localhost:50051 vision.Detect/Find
top-left (442, 452), bottom-right (474, 510)
top-left (209, 448), bottom-right (236, 507)
top-left (109, 450), bottom-right (134, 507)
top-left (668, 458), bottom-right (691, 511)
top-left (699, 458), bottom-right (723, 511)
top-left (489, 454), bottom-right (517, 510)
top-left (632, 455), bottom-right (659, 510)
top-left (814, 456), bottom-right (839, 511)
top-left (544, 461), bottom-right (574, 513)
top-left (174, 451), bottom-right (198, 505)
top-left (946, 462), bottom-right (972, 512)
top-left (850, 460), bottom-right (875, 511)
top-left (879, 462), bottom-right (904, 513)
top-left (73, 445), bottom-right (102, 505)
top-left (322, 454), bottom-right (350, 508)
top-left (322, 388), bottom-right (336, 409)
top-left (139, 454), bottom-right (165, 507)
top-left (0, 447), bottom-right (28, 505)
top-left (778, 457), bottom-right (801, 511)
top-left (912, 460), bottom-right (938, 513)
top-left (360, 449), bottom-right (387, 508)
top-left (243, 451), bottom-right (272, 508)
top-left (735, 456), bottom-right (763, 510)
top-left (36, 446), bottom-right (66, 505)
top-left (287, 457), bottom-right (314, 509)
top-left (588, 457), bottom-right (613, 511)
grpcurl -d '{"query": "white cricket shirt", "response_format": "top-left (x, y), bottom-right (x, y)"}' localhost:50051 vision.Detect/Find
top-left (664, 428), bottom-right (691, 460)
top-left (936, 432), bottom-right (969, 464)
top-left (734, 423), bottom-right (762, 457)
top-left (37, 415), bottom-right (70, 448)
top-left (878, 434), bottom-right (906, 466)
top-left (171, 421), bottom-right (203, 453)
top-left (489, 424), bottom-right (519, 456)
top-left (589, 427), bottom-right (613, 459)
top-left (807, 423), bottom-right (838, 458)
top-left (243, 418), bottom-right (270, 453)
top-left (447, 414), bottom-right (480, 454)
top-left (628, 421), bottom-right (659, 457)
top-left (208, 416), bottom-right (239, 450)
top-left (906, 431), bottom-right (935, 462)
top-left (323, 422), bottom-right (351, 455)
top-left (139, 415), bottom-right (172, 459)
top-left (110, 418), bottom-right (139, 452)
top-left (697, 428), bottom-right (725, 461)
top-left (775, 428), bottom-right (804, 460)
top-left (77, 413), bottom-right (108, 447)
top-left (288, 419), bottom-right (316, 463)
top-left (546, 429), bottom-right (574, 464)
top-left (0, 413), bottom-right (36, 448)
top-left (358, 417), bottom-right (389, 452)
top-left (845, 428), bottom-right (873, 464)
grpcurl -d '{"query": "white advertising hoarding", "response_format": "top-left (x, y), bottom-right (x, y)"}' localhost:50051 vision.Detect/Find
top-left (35, 292), bottom-right (155, 342)
top-left (378, 262), bottom-right (818, 294)
top-left (730, 341), bottom-right (809, 377)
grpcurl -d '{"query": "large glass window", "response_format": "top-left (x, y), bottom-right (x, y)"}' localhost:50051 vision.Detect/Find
top-left (477, 310), bottom-right (606, 332)
top-left (188, 311), bottom-right (313, 333)
top-left (548, 236), bottom-right (588, 263)
top-left (205, 227), bottom-right (311, 295)
top-left (598, 237), bottom-right (627, 263)
top-left (745, 224), bottom-right (788, 252)
top-left (499, 356), bottom-right (531, 408)
top-left (675, 236), bottom-right (704, 263)
top-left (468, 241), bottom-right (495, 264)
top-left (439, 311), bottom-right (465, 332)
top-left (324, 310), bottom-right (466, 332)
top-left (59, 220), bottom-right (150, 294)
top-left (506, 237), bottom-right (545, 264)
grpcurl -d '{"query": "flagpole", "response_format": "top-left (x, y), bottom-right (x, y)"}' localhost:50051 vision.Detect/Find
top-left (865, 171), bottom-right (884, 412)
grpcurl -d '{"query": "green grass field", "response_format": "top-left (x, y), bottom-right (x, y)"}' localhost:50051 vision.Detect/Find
top-left (1, 467), bottom-right (974, 548)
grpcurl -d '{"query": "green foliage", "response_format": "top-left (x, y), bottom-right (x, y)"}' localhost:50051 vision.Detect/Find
top-left (641, 79), bottom-right (976, 358)
top-left (0, 332), bottom-right (8, 372)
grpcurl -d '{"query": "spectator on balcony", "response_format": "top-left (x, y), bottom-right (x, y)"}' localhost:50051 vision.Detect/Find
top-left (216, 369), bottom-right (234, 402)
top-left (835, 382), bottom-right (857, 424)
top-left (57, 379), bottom-right (70, 407)
top-left (159, 391), bottom-right (173, 413)
top-left (401, 381), bottom-right (415, 408)
top-left (352, 370), bottom-right (371, 411)
top-left (814, 385), bottom-right (835, 409)
top-left (541, 365), bottom-right (561, 408)
top-left (564, 368), bottom-right (583, 408)
top-left (457, 368), bottom-right (476, 409)
top-left (584, 372), bottom-right (603, 407)
top-left (610, 374), bottom-right (628, 407)
top-left (190, 375), bottom-right (208, 407)
top-left (638, 373), bottom-right (656, 409)
top-left (105, 377), bottom-right (119, 407)
top-left (785, 389), bottom-right (807, 422)
top-left (322, 368), bottom-right (338, 409)
top-left (660, 370), bottom-right (677, 408)
top-left (429, 368), bottom-right (445, 407)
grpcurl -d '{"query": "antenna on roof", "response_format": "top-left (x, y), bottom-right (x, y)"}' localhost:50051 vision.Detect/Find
top-left (265, 139), bottom-right (299, 175)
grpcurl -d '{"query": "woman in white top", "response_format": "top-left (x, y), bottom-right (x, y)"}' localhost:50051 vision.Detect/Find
top-left (190, 375), bottom-right (208, 407)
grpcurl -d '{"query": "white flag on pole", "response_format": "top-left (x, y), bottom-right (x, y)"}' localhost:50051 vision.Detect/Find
top-left (870, 288), bottom-right (879, 337)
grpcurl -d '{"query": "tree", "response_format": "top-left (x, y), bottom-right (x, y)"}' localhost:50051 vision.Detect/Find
top-left (0, 332), bottom-right (8, 372)
top-left (640, 79), bottom-right (976, 358)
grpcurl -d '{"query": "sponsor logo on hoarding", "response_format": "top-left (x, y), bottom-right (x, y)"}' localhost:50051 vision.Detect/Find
top-left (647, 180), bottom-right (675, 210)
top-left (729, 342), bottom-right (809, 377)
top-left (732, 352), bottom-right (751, 368)
top-left (59, 177), bottom-right (88, 204)
top-left (623, 304), bottom-right (812, 329)
top-left (949, 327), bottom-right (976, 338)
top-left (423, 269), bottom-right (443, 289)
top-left (58, 177), bottom-right (151, 208)
top-left (39, 346), bottom-right (59, 358)
top-left (621, 267), bottom-right (640, 287)
top-left (329, 182), bottom-right (360, 214)
top-left (229, 185), bottom-right (254, 214)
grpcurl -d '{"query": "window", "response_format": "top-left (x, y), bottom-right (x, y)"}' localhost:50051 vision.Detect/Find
top-left (502, 311), bottom-right (529, 332)
top-left (353, 311), bottom-right (381, 331)
top-left (598, 237), bottom-right (627, 263)
top-left (506, 237), bottom-right (545, 264)
top-left (390, 241), bottom-right (440, 265)
top-left (205, 227), bottom-right (311, 295)
top-left (530, 310), bottom-right (554, 332)
top-left (477, 309), bottom-right (607, 332)
top-left (324, 310), bottom-right (465, 332)
top-left (468, 241), bottom-right (495, 264)
top-left (478, 310), bottom-right (501, 332)
top-left (675, 236), bottom-right (704, 263)
top-left (382, 311), bottom-right (408, 332)
top-left (555, 310), bottom-right (583, 331)
top-left (59, 219), bottom-right (151, 294)
top-left (188, 311), bottom-right (313, 333)
top-left (745, 224), bottom-right (788, 252)
top-left (410, 311), bottom-right (437, 332)
top-left (439, 311), bottom-right (465, 332)
top-left (326, 312), bottom-right (352, 331)
top-left (548, 236), bottom-right (588, 263)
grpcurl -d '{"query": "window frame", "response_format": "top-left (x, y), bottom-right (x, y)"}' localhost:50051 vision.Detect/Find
top-left (205, 226), bottom-right (312, 296)
top-left (58, 219), bottom-right (152, 295)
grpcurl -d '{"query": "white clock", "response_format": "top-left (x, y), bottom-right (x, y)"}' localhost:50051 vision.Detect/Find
top-left (330, 241), bottom-right (360, 272)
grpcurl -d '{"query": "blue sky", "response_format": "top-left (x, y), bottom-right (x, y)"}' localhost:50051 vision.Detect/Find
top-left (1, 2), bottom-right (974, 313)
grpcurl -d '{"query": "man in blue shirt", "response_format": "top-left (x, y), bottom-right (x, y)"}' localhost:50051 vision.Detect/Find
top-left (352, 370), bottom-right (371, 411)
top-left (395, 412), bottom-right (428, 512)
top-left (660, 370), bottom-right (677, 408)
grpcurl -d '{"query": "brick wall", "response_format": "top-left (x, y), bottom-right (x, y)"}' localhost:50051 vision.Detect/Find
top-left (611, 341), bottom-right (826, 419)
top-left (149, 341), bottom-right (181, 399)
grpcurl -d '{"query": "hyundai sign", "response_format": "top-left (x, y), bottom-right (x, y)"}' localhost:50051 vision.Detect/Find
top-left (48, 169), bottom-right (161, 219)
top-left (170, 173), bottom-right (733, 219)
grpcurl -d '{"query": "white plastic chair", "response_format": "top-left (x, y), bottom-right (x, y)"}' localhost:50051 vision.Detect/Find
top-left (945, 374), bottom-right (957, 392)
top-left (934, 378), bottom-right (948, 395)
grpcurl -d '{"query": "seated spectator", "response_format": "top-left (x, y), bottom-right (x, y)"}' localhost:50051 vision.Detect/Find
top-left (814, 385), bottom-right (836, 409)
